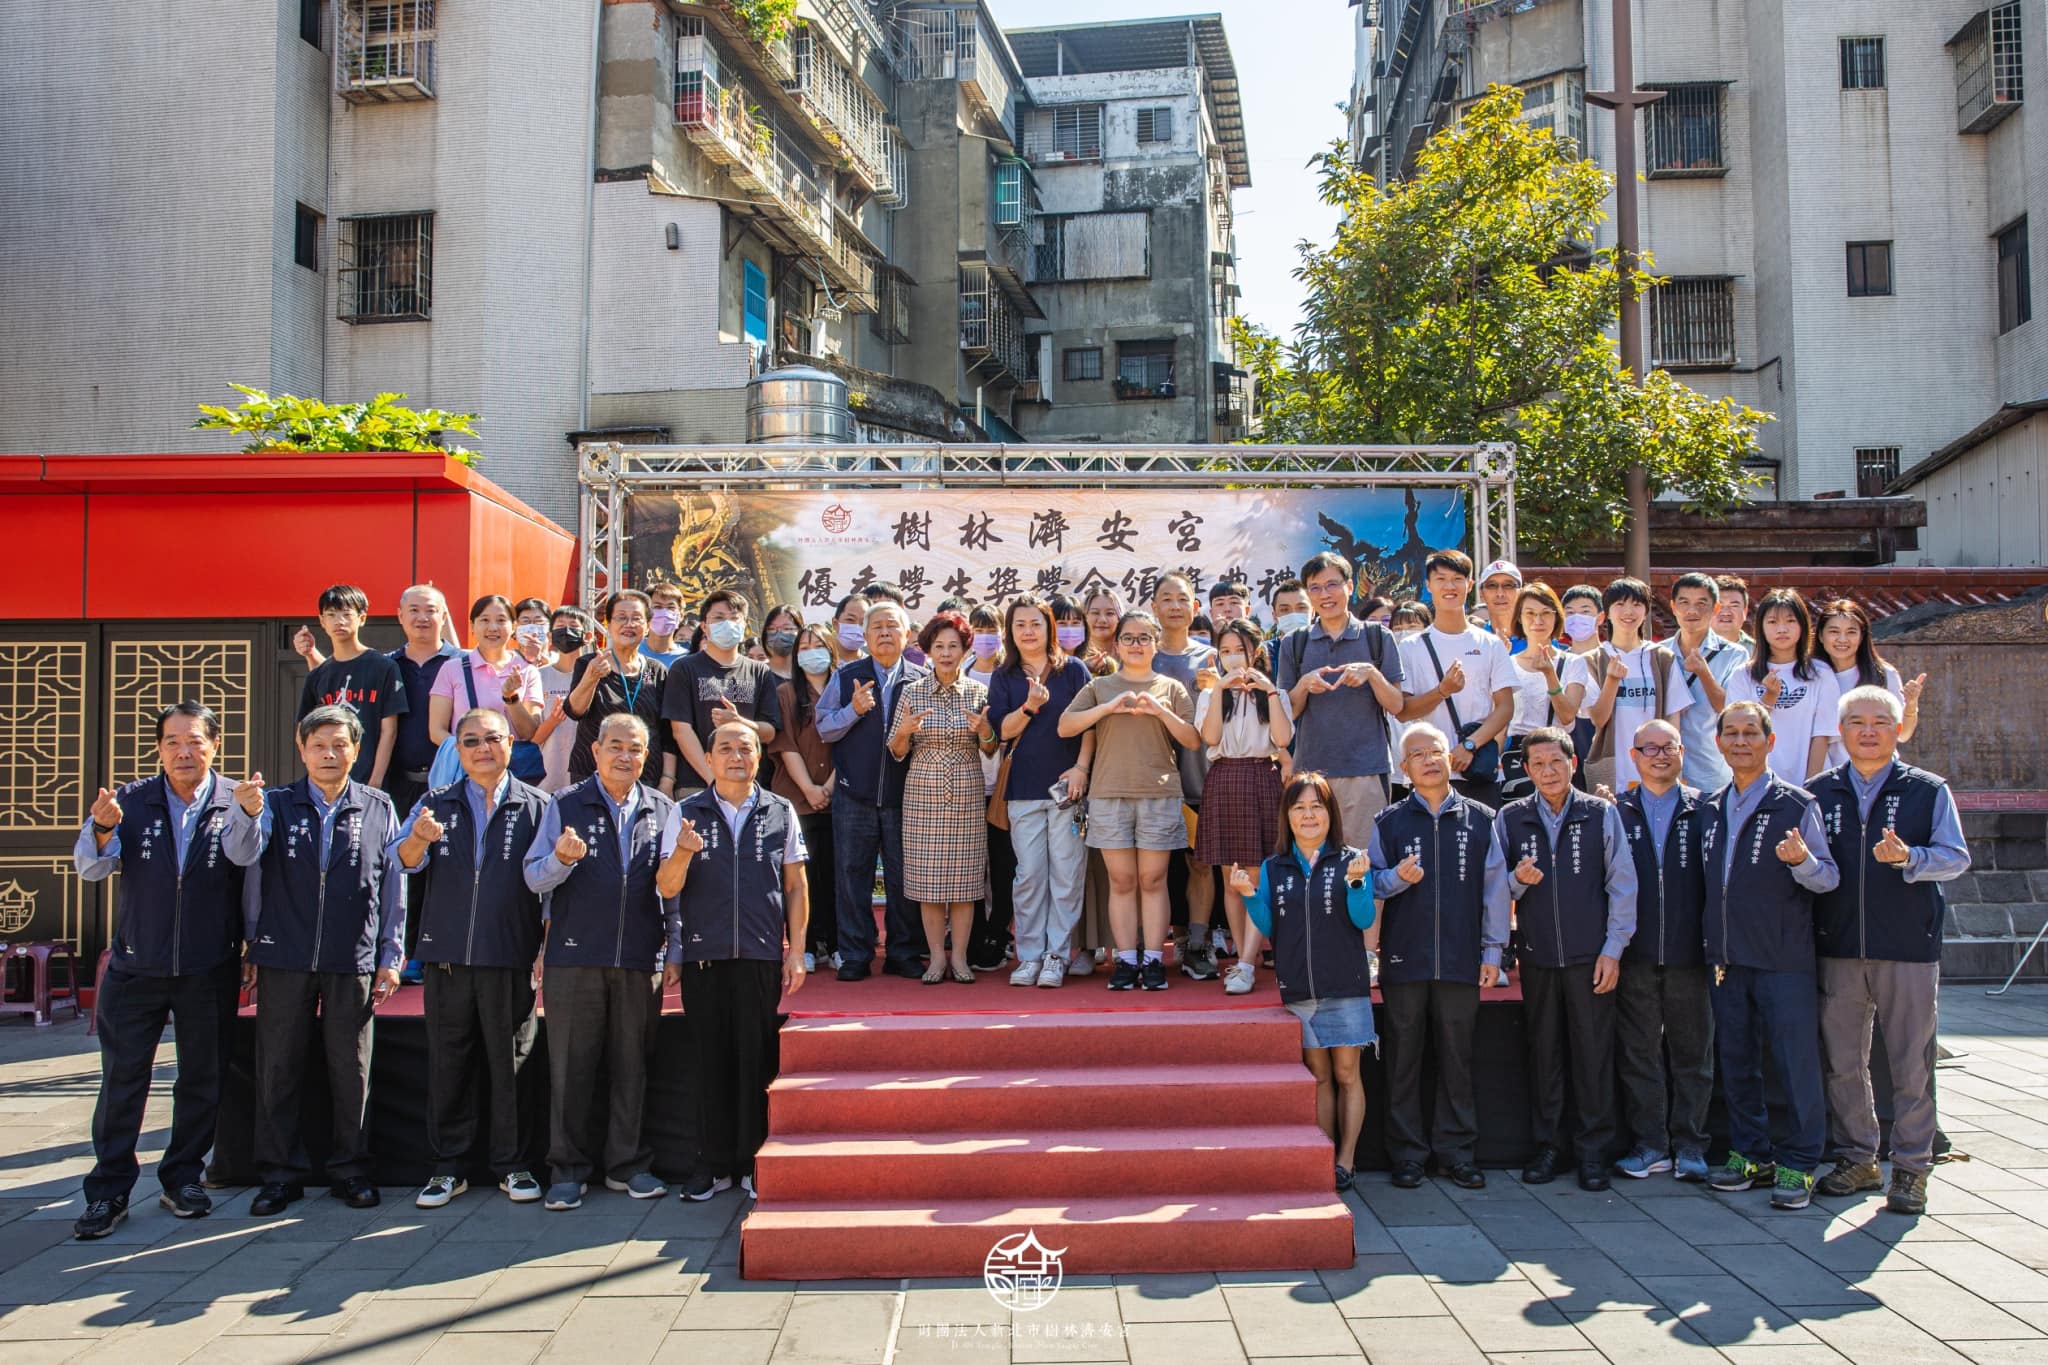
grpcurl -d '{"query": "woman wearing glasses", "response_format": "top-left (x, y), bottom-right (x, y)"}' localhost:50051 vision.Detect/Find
top-left (1059, 610), bottom-right (1203, 992)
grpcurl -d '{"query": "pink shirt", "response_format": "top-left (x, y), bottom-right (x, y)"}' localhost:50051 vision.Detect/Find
top-left (430, 649), bottom-right (544, 718)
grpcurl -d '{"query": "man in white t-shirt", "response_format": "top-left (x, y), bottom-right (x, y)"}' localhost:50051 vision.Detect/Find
top-left (1574, 578), bottom-right (1691, 792)
top-left (1399, 551), bottom-right (1517, 809)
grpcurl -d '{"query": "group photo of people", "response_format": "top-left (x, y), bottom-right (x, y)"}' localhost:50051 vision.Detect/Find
top-left (72, 546), bottom-right (1966, 1249)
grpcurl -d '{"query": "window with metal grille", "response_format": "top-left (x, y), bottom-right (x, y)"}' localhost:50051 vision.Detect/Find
top-left (1846, 241), bottom-right (1892, 297)
top-left (1953, 3), bottom-right (2025, 133)
top-left (1116, 340), bottom-right (1175, 395)
top-left (1645, 83), bottom-right (1725, 176)
top-left (294, 204), bottom-right (322, 272)
top-left (1840, 36), bottom-right (1885, 89)
top-left (1998, 217), bottom-right (2031, 333)
top-left (1064, 347), bottom-right (1103, 381)
top-left (870, 267), bottom-right (912, 345)
top-left (337, 212), bottom-right (432, 322)
top-left (993, 160), bottom-right (1027, 228)
top-left (1030, 212), bottom-right (1149, 282)
top-left (1854, 446), bottom-right (1901, 497)
top-left (1135, 106), bottom-right (1173, 144)
top-left (778, 265), bottom-right (814, 356)
top-left (1650, 277), bottom-right (1736, 366)
top-left (337, 0), bottom-right (436, 101)
top-left (1050, 105), bottom-right (1103, 160)
top-left (302, 0), bottom-right (323, 48)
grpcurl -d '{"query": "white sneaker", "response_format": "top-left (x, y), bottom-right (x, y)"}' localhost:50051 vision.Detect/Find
top-left (827, 951), bottom-right (844, 971)
top-left (415, 1175), bottom-right (466, 1208)
top-left (1037, 957), bottom-right (1067, 988)
top-left (1211, 927), bottom-right (1229, 955)
top-left (1010, 959), bottom-right (1042, 987)
top-left (741, 1175), bottom-right (756, 1198)
top-left (802, 952), bottom-right (816, 974)
top-left (1065, 951), bottom-right (1094, 978)
top-left (1224, 962), bottom-right (1256, 995)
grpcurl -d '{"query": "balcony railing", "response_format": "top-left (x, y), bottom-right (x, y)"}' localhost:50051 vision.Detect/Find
top-left (1953, 3), bottom-right (2024, 134)
top-left (680, 0), bottom-right (795, 82)
top-left (786, 25), bottom-right (895, 198)
top-left (337, 0), bottom-right (436, 103)
top-left (675, 61), bottom-right (778, 192)
top-left (1651, 277), bottom-right (1736, 368)
top-left (877, 127), bottom-right (910, 209)
top-left (896, 5), bottom-right (1017, 141)
top-left (959, 262), bottom-right (1030, 384)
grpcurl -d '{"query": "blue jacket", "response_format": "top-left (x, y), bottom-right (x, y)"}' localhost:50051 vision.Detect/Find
top-left (1368, 792), bottom-right (1509, 985)
top-left (244, 779), bottom-right (405, 974)
top-left (526, 778), bottom-right (678, 970)
top-left (401, 778), bottom-right (550, 968)
top-left (76, 775), bottom-right (254, 976)
top-left (1616, 785), bottom-right (1707, 968)
top-left (1700, 773), bottom-right (1837, 973)
top-left (673, 785), bottom-right (802, 963)
top-left (819, 655), bottom-right (926, 806)
top-left (1249, 845), bottom-right (1376, 1006)
top-left (1809, 762), bottom-right (1952, 964)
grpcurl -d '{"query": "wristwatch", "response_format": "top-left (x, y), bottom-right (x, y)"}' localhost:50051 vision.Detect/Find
top-left (1461, 738), bottom-right (1478, 753)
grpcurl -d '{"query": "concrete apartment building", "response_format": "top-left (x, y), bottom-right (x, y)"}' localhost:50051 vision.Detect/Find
top-left (1, 1), bottom-right (1254, 527)
top-left (1351, 0), bottom-right (2048, 564)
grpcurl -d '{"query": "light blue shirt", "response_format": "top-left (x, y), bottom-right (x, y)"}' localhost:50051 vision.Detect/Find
top-left (815, 656), bottom-right (908, 743)
top-left (1719, 773), bottom-right (1840, 894)
top-left (1637, 783), bottom-right (1681, 861)
top-left (1673, 633), bottom-right (1747, 791)
top-left (1365, 790), bottom-right (1512, 968)
top-left (391, 773), bottom-right (513, 871)
top-left (1846, 761), bottom-right (1972, 884)
top-left (72, 775), bottom-right (263, 880)
top-left (523, 779), bottom-right (644, 894)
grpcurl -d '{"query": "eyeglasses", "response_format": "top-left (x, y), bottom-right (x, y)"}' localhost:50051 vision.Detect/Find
top-left (1306, 581), bottom-right (1348, 595)
top-left (1116, 634), bottom-right (1157, 647)
top-left (460, 734), bottom-right (511, 748)
top-left (1632, 743), bottom-right (1679, 758)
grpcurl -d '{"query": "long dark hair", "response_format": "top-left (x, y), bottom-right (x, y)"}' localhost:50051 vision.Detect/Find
top-left (997, 593), bottom-right (1063, 678)
top-left (789, 623), bottom-right (834, 731)
top-left (1212, 619), bottom-right (1272, 726)
top-left (1748, 589), bottom-right (1818, 683)
top-left (1816, 598), bottom-right (1889, 688)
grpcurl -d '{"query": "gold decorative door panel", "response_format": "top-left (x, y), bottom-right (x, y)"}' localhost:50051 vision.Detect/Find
top-left (0, 641), bottom-right (88, 832)
top-left (106, 640), bottom-right (255, 789)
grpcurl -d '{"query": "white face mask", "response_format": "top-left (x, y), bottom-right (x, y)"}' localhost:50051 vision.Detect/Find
top-left (706, 618), bottom-right (746, 650)
top-left (514, 623), bottom-right (549, 649)
top-left (1562, 614), bottom-right (1598, 642)
top-left (1277, 612), bottom-right (1310, 635)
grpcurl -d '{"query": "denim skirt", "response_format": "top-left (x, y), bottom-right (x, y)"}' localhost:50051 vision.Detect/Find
top-left (1284, 992), bottom-right (1379, 1050)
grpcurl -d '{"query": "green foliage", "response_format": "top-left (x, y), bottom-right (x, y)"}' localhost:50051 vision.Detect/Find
top-left (1238, 85), bottom-right (1770, 562)
top-left (194, 384), bottom-right (480, 464)
top-left (731, 0), bottom-right (799, 46)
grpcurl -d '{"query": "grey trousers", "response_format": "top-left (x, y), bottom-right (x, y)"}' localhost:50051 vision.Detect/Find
top-left (1614, 963), bottom-right (1715, 1153)
top-left (1820, 957), bottom-right (1940, 1175)
top-left (543, 965), bottom-right (662, 1187)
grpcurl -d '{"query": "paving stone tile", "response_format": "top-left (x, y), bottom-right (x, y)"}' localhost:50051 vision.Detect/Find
top-left (1009, 1288), bottom-right (1126, 1362)
top-left (1563, 1218), bottom-right (1718, 1277)
top-left (1845, 1269), bottom-right (2045, 1340)
top-left (1425, 1281), bottom-right (1590, 1354)
top-left (1318, 1254), bottom-right (1448, 1318)
top-left (1390, 1225), bottom-right (1520, 1283)
top-left (653, 1330), bottom-right (780, 1365)
top-left (225, 1268), bottom-right (391, 1335)
top-left (1345, 1314), bottom-right (1485, 1363)
top-left (159, 1239), bottom-right (330, 1301)
top-left (1562, 1307), bottom-right (1717, 1360)
top-left (535, 1295), bottom-right (683, 1365)
top-left (1113, 1273), bottom-right (1229, 1323)
top-left (1458, 1205), bottom-right (1587, 1252)
top-left (1121, 1320), bottom-right (1239, 1365)
top-left (291, 1295), bottom-right (470, 1365)
top-left (1899, 1240), bottom-right (2048, 1301)
top-left (1517, 1182), bottom-right (1655, 1224)
top-left (71, 1299), bottom-right (253, 1362)
top-left (1702, 1242), bottom-right (1874, 1306)
top-left (891, 1323), bottom-right (1014, 1365)
top-left (0, 1272), bottom-right (195, 1340)
top-left (456, 1265), bottom-right (600, 1333)
top-left (1512, 1251), bottom-right (1659, 1313)
top-left (1349, 1176), bottom-right (1470, 1227)
top-left (1632, 1273), bottom-right (1822, 1348)
top-left (904, 1284), bottom-right (1015, 1328)
top-left (767, 1290), bottom-right (896, 1365)
top-left (1220, 1283), bottom-right (1358, 1357)
top-left (415, 1331), bottom-right (551, 1365)
top-left (1635, 1191), bottom-right (1781, 1244)
top-left (1935, 1213), bottom-right (2048, 1267)
top-left (669, 1269), bottom-right (795, 1332)
top-left (315, 1219), bottom-right (455, 1271)
top-left (1798, 1304), bottom-right (1973, 1363)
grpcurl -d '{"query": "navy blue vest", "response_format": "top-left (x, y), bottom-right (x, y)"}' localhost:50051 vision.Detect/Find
top-left (411, 778), bottom-right (549, 968)
top-left (1700, 775), bottom-right (1820, 972)
top-left (1262, 845), bottom-right (1374, 1005)
top-left (542, 778), bottom-right (674, 970)
top-left (248, 780), bottom-right (399, 974)
top-left (1616, 785), bottom-right (1706, 968)
top-left (107, 774), bottom-right (246, 977)
top-left (1810, 762), bottom-right (1948, 964)
top-left (1372, 793), bottom-right (1497, 985)
top-left (1497, 790), bottom-right (1614, 968)
top-left (827, 656), bottom-right (926, 806)
top-left (673, 785), bottom-right (800, 963)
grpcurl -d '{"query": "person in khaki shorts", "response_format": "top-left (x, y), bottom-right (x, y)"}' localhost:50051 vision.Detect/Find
top-left (1059, 610), bottom-right (1202, 993)
top-left (1274, 551), bottom-right (1408, 851)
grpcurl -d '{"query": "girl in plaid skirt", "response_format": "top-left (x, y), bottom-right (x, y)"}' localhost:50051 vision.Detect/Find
top-left (1194, 620), bottom-right (1294, 994)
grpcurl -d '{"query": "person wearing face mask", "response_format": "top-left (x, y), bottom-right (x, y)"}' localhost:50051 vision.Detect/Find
top-left (1195, 621), bottom-right (1293, 994)
top-left (641, 584), bottom-right (690, 667)
top-left (964, 603), bottom-right (1019, 972)
top-left (1270, 578), bottom-right (1311, 640)
top-left (761, 603), bottom-right (803, 683)
top-left (512, 598), bottom-right (556, 669)
top-left (565, 591), bottom-right (677, 794)
top-left (1189, 613), bottom-right (1215, 651)
top-left (830, 593), bottom-right (870, 669)
top-left (662, 589), bottom-right (783, 794)
top-left (768, 624), bottom-right (840, 972)
top-left (535, 608), bottom-right (592, 793)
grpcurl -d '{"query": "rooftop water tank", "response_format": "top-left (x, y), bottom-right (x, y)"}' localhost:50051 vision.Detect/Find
top-left (746, 365), bottom-right (855, 445)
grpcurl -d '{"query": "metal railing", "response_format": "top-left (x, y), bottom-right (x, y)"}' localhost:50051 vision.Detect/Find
top-left (1955, 2), bottom-right (2024, 133)
top-left (786, 25), bottom-right (895, 198)
top-left (337, 212), bottom-right (433, 322)
top-left (896, 5), bottom-right (1017, 140)
top-left (1650, 277), bottom-right (1736, 367)
top-left (675, 60), bottom-right (778, 191)
top-left (1646, 83), bottom-right (1726, 176)
top-left (958, 263), bottom-right (1030, 382)
top-left (336, 0), bottom-right (435, 102)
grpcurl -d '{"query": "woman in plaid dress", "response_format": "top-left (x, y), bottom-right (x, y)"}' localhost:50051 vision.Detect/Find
top-left (889, 611), bottom-right (997, 983)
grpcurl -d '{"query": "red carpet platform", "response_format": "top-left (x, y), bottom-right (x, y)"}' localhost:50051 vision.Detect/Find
top-left (741, 1002), bottom-right (1355, 1280)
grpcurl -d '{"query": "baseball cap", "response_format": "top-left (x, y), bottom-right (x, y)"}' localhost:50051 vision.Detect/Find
top-left (1479, 559), bottom-right (1522, 587)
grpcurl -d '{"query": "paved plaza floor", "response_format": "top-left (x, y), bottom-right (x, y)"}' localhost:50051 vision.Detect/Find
top-left (6, 988), bottom-right (2048, 1363)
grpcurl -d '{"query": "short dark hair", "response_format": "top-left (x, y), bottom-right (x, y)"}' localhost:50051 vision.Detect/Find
top-left (297, 703), bottom-right (364, 746)
top-left (1424, 549), bottom-right (1474, 579)
top-left (1271, 577), bottom-right (1306, 600)
top-left (1601, 577), bottom-right (1652, 611)
top-left (454, 707), bottom-right (508, 740)
top-left (1560, 583), bottom-right (1603, 611)
top-left (468, 593), bottom-right (513, 622)
top-left (601, 589), bottom-right (652, 623)
top-left (550, 605), bottom-right (593, 632)
top-left (1522, 725), bottom-right (1576, 761)
top-left (1210, 579), bottom-right (1249, 603)
top-left (1190, 612), bottom-right (1214, 635)
top-left (646, 581), bottom-right (687, 607)
top-left (862, 582), bottom-right (907, 604)
top-left (1717, 699), bottom-right (1774, 738)
top-left (318, 584), bottom-right (369, 615)
top-left (702, 588), bottom-right (749, 619)
top-left (918, 610), bottom-right (970, 653)
top-left (1670, 572), bottom-right (1719, 601)
top-left (934, 595), bottom-right (974, 618)
top-left (512, 596), bottom-right (551, 619)
top-left (155, 701), bottom-right (221, 744)
top-left (1299, 551), bottom-right (1352, 585)
top-left (1715, 574), bottom-right (1750, 602)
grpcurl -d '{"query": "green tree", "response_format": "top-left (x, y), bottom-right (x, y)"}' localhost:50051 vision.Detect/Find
top-left (1238, 84), bottom-right (1769, 562)
top-left (194, 384), bottom-right (480, 464)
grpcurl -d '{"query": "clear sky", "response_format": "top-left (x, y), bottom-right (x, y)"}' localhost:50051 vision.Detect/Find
top-left (988, 0), bottom-right (1351, 341)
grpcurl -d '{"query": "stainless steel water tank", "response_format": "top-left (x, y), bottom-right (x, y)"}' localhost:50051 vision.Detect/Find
top-left (746, 365), bottom-right (855, 444)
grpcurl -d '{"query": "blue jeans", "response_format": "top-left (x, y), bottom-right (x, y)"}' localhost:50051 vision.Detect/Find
top-left (833, 794), bottom-right (922, 970)
top-left (1008, 799), bottom-right (1086, 963)
top-left (1711, 964), bottom-right (1825, 1173)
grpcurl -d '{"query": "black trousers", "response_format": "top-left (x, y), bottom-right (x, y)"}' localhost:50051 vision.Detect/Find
top-left (1521, 962), bottom-right (1617, 1165)
top-left (86, 961), bottom-right (240, 1202)
top-left (678, 958), bottom-right (784, 1179)
top-left (1379, 979), bottom-right (1481, 1169)
top-left (543, 965), bottom-right (660, 1186)
top-left (971, 823), bottom-right (1018, 962)
top-left (424, 964), bottom-right (539, 1178)
top-left (1615, 962), bottom-right (1714, 1153)
top-left (254, 967), bottom-right (377, 1185)
top-left (797, 811), bottom-right (836, 957)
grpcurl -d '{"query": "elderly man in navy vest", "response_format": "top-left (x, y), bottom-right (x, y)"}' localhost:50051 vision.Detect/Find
top-left (1611, 719), bottom-right (1715, 1184)
top-left (1702, 699), bottom-right (1841, 1210)
top-left (391, 707), bottom-right (551, 1209)
top-left (1496, 726), bottom-right (1636, 1191)
top-left (816, 600), bottom-right (929, 980)
top-left (71, 702), bottom-right (263, 1239)
top-left (1369, 724), bottom-right (1510, 1192)
top-left (658, 722), bottom-right (809, 1201)
top-left (1809, 686), bottom-right (1969, 1215)
top-left (235, 704), bottom-right (405, 1217)
top-left (523, 713), bottom-right (684, 1211)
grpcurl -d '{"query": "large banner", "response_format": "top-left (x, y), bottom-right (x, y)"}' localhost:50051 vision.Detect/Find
top-left (622, 487), bottom-right (1467, 617)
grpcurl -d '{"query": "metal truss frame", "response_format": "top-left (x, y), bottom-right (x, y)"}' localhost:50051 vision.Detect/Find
top-left (576, 442), bottom-right (1516, 606)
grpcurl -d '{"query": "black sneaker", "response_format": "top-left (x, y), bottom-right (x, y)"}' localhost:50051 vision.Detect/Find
top-left (1180, 942), bottom-right (1218, 980)
top-left (250, 1183), bottom-right (302, 1216)
top-left (73, 1196), bottom-right (128, 1240)
top-left (1107, 959), bottom-right (1141, 991)
top-left (159, 1183), bottom-right (211, 1218)
top-left (681, 1169), bottom-right (732, 1202)
top-left (1139, 958), bottom-right (1169, 991)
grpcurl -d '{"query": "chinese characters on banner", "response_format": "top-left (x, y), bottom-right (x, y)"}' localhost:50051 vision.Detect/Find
top-left (622, 488), bottom-right (1469, 618)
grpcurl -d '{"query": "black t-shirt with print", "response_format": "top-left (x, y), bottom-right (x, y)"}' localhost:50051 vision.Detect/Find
top-left (297, 651), bottom-right (410, 782)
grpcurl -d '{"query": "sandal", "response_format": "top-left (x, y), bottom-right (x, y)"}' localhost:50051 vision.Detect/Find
top-left (922, 963), bottom-right (946, 985)
top-left (951, 964), bottom-right (975, 984)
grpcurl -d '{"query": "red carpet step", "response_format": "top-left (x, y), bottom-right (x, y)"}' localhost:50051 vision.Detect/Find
top-left (741, 1007), bottom-right (1354, 1280)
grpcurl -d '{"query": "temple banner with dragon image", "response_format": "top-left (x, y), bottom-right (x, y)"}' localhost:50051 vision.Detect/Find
top-left (622, 488), bottom-right (1468, 616)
